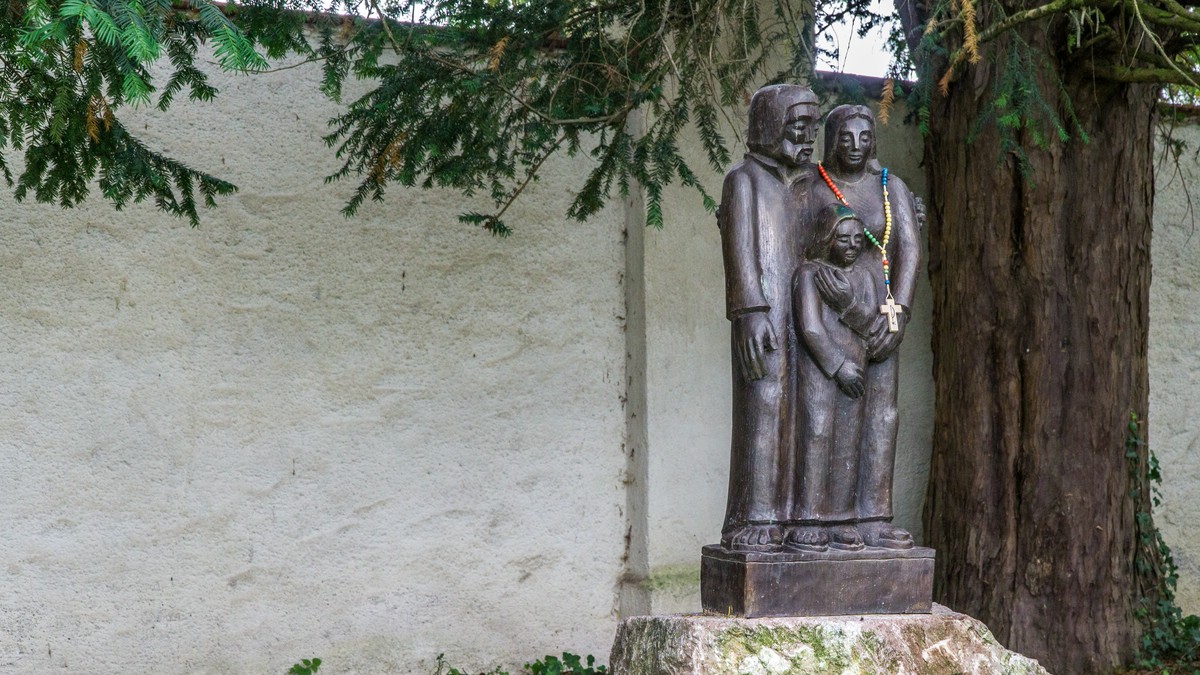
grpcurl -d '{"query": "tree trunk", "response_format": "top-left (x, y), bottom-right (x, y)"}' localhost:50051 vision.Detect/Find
top-left (914, 23), bottom-right (1157, 675)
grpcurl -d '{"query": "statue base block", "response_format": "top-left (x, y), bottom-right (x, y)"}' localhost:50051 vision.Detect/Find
top-left (608, 605), bottom-right (1049, 674)
top-left (700, 544), bottom-right (934, 617)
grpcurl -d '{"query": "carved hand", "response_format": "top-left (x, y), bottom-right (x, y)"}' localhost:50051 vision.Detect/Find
top-left (732, 312), bottom-right (778, 382)
top-left (814, 266), bottom-right (853, 313)
top-left (834, 361), bottom-right (865, 399)
top-left (868, 311), bottom-right (908, 362)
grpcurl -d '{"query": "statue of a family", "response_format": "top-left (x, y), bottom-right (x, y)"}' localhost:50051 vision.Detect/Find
top-left (703, 84), bottom-right (932, 617)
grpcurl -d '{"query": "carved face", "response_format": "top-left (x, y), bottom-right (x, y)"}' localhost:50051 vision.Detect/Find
top-left (833, 117), bottom-right (875, 174)
top-left (829, 217), bottom-right (865, 266)
top-left (772, 103), bottom-right (820, 167)
top-left (747, 84), bottom-right (819, 166)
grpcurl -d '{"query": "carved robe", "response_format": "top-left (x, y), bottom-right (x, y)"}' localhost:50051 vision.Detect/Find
top-left (792, 258), bottom-right (875, 523)
top-left (717, 153), bottom-right (818, 539)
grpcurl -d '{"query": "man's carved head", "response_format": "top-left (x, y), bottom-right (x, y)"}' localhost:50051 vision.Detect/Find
top-left (747, 84), bottom-right (820, 168)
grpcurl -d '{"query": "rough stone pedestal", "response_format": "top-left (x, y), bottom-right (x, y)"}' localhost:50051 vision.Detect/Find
top-left (608, 604), bottom-right (1049, 674)
top-left (701, 544), bottom-right (935, 617)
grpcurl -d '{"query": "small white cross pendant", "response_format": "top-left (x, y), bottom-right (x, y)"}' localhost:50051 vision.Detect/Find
top-left (880, 297), bottom-right (903, 333)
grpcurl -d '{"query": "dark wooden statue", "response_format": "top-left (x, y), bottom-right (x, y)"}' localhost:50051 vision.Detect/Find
top-left (704, 90), bottom-right (934, 618)
top-left (717, 83), bottom-right (822, 553)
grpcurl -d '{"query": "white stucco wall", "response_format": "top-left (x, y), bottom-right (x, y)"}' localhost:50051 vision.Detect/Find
top-left (0, 60), bottom-right (630, 673)
top-left (1150, 122), bottom-right (1200, 616)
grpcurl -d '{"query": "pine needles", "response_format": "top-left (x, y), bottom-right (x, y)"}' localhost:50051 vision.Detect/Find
top-left (298, 0), bottom-right (815, 233)
top-left (10, 0), bottom-right (1200, 232)
top-left (4, 0), bottom-right (873, 232)
top-left (2, 0), bottom-right (251, 224)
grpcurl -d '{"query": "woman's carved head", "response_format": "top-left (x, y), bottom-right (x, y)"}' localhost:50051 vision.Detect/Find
top-left (823, 104), bottom-right (881, 175)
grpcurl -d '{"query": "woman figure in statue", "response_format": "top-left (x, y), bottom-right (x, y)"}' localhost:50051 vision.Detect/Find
top-left (787, 104), bottom-right (921, 550)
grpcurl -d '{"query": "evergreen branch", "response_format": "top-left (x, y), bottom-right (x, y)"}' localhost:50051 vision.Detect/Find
top-left (257, 53), bottom-right (339, 73)
top-left (1129, 0), bottom-right (1200, 34)
top-left (1128, 0), bottom-right (1200, 89)
top-left (364, 0), bottom-right (637, 128)
top-left (8, 0), bottom-right (821, 229)
top-left (487, 131), bottom-right (567, 226)
top-left (364, 0), bottom-right (403, 55)
top-left (419, 49), bottom-right (636, 126)
top-left (1090, 63), bottom-right (1200, 84)
top-left (939, 0), bottom-right (1099, 80)
top-left (975, 0), bottom-right (1098, 45)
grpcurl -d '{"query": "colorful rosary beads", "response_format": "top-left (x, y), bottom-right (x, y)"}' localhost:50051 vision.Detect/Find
top-left (817, 163), bottom-right (895, 301)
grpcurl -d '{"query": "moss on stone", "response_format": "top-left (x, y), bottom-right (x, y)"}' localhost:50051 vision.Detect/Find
top-left (610, 611), bottom-right (1050, 674)
top-left (711, 623), bottom-right (898, 673)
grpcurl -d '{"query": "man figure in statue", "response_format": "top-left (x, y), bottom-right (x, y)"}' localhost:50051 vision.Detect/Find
top-left (717, 84), bottom-right (821, 552)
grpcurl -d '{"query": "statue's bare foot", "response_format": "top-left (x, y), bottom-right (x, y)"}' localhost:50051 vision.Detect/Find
top-left (827, 524), bottom-right (865, 551)
top-left (783, 525), bottom-right (829, 552)
top-left (859, 521), bottom-right (914, 549)
top-left (722, 523), bottom-right (783, 552)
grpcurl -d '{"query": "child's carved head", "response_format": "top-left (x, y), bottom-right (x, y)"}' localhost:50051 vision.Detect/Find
top-left (810, 203), bottom-right (864, 266)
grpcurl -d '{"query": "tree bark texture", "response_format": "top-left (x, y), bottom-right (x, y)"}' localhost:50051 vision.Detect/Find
top-left (914, 20), bottom-right (1157, 675)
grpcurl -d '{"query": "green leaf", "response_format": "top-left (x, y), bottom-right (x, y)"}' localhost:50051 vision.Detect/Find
top-left (84, 7), bottom-right (123, 46)
top-left (57, 0), bottom-right (87, 19)
top-left (122, 71), bottom-right (152, 105)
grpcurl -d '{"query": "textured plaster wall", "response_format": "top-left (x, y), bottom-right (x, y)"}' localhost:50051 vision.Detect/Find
top-left (641, 101), bottom-right (934, 613)
top-left (0, 59), bottom-right (630, 672)
top-left (1149, 121), bottom-right (1200, 615)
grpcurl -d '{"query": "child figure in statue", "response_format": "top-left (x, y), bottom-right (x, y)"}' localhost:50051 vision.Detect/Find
top-left (789, 204), bottom-right (879, 551)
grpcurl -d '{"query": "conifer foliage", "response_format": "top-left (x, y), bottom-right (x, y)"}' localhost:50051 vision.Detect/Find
top-left (1, 0), bottom-right (267, 224)
top-left (3, 0), bottom-right (889, 231)
top-left (4, 0), bottom-right (1200, 232)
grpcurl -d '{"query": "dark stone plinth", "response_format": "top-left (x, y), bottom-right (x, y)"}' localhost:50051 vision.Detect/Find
top-left (700, 544), bottom-right (934, 617)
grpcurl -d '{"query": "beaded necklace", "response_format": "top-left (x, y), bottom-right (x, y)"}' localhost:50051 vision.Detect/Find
top-left (817, 163), bottom-right (903, 332)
